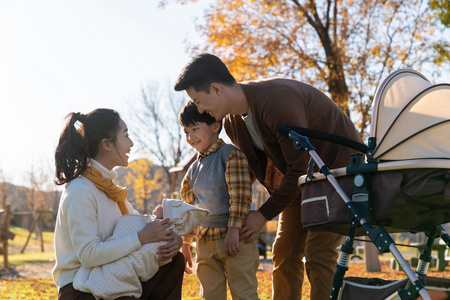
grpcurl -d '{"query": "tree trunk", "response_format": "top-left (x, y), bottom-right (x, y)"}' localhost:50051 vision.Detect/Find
top-left (364, 236), bottom-right (381, 272)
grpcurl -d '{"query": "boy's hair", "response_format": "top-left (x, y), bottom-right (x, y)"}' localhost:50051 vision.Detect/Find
top-left (174, 53), bottom-right (236, 93)
top-left (179, 101), bottom-right (222, 133)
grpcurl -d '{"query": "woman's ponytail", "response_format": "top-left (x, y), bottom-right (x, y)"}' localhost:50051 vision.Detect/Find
top-left (54, 109), bottom-right (120, 185)
top-left (54, 112), bottom-right (89, 185)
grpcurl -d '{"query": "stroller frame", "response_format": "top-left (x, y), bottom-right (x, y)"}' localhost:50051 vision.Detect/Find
top-left (279, 69), bottom-right (450, 300)
top-left (280, 127), bottom-right (450, 300)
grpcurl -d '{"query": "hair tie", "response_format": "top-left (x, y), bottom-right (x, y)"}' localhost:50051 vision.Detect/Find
top-left (75, 112), bottom-right (87, 123)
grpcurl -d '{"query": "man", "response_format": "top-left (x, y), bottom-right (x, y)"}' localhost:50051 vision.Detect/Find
top-left (174, 53), bottom-right (362, 299)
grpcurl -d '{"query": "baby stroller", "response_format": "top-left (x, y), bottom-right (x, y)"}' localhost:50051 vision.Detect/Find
top-left (279, 69), bottom-right (450, 299)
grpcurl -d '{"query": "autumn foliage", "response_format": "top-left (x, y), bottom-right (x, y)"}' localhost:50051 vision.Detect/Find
top-left (124, 159), bottom-right (166, 213)
top-left (162, 0), bottom-right (446, 136)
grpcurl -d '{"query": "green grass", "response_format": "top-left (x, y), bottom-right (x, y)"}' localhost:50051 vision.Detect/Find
top-left (1, 226), bottom-right (57, 299)
top-left (3, 252), bottom-right (55, 267)
top-left (7, 225), bottom-right (54, 249)
top-left (1, 225), bottom-right (55, 268)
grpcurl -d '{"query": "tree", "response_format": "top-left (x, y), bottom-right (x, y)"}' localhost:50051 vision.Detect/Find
top-left (124, 159), bottom-right (167, 213)
top-left (430, 0), bottom-right (450, 26)
top-left (26, 165), bottom-right (50, 212)
top-left (25, 165), bottom-right (49, 233)
top-left (164, 0), bottom-right (446, 135)
top-left (429, 0), bottom-right (450, 66)
top-left (126, 82), bottom-right (191, 190)
top-left (0, 169), bottom-right (10, 210)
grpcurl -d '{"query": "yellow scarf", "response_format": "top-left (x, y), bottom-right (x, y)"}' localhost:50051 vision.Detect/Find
top-left (82, 166), bottom-right (129, 215)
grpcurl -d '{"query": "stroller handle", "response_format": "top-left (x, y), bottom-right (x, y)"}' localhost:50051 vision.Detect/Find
top-left (279, 124), bottom-right (368, 154)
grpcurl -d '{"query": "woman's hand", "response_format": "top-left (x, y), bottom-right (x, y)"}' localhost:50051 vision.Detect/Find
top-left (137, 218), bottom-right (173, 245)
top-left (156, 232), bottom-right (183, 261)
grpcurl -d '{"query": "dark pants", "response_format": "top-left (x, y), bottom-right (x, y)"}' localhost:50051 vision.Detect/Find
top-left (58, 252), bottom-right (185, 300)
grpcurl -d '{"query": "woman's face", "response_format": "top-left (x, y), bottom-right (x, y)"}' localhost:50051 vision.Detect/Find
top-left (110, 119), bottom-right (134, 168)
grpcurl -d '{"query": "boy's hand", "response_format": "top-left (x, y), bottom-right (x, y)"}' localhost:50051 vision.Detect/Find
top-left (224, 227), bottom-right (240, 257)
top-left (181, 244), bottom-right (194, 274)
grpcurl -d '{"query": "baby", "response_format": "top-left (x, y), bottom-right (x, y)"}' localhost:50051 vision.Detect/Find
top-left (73, 198), bottom-right (209, 300)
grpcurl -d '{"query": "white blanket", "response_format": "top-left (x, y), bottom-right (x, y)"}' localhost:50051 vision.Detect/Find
top-left (73, 198), bottom-right (208, 300)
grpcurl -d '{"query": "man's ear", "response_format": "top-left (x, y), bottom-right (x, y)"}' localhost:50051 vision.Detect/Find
top-left (210, 83), bottom-right (222, 96)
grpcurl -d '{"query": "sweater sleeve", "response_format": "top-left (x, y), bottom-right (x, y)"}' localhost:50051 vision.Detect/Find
top-left (255, 80), bottom-right (358, 220)
top-left (258, 135), bottom-right (306, 217)
top-left (253, 90), bottom-right (308, 220)
top-left (228, 80), bottom-right (360, 220)
top-left (63, 180), bottom-right (142, 268)
top-left (249, 82), bottom-right (312, 220)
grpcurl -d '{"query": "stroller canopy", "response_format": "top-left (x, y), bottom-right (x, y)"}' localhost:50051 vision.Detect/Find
top-left (370, 69), bottom-right (450, 161)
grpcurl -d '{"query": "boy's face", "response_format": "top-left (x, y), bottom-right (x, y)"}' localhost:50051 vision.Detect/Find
top-left (183, 121), bottom-right (221, 154)
top-left (186, 84), bottom-right (228, 122)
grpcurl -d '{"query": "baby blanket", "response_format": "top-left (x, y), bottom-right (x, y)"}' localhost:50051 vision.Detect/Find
top-left (73, 198), bottom-right (209, 299)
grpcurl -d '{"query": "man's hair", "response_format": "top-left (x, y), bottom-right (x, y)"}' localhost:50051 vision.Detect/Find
top-left (178, 101), bottom-right (222, 133)
top-left (174, 53), bottom-right (236, 93)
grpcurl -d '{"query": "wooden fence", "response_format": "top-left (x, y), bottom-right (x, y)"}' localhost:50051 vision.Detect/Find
top-left (0, 204), bottom-right (14, 268)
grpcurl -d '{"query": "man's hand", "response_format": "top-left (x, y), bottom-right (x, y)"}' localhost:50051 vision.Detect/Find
top-left (224, 227), bottom-right (240, 257)
top-left (239, 210), bottom-right (267, 244)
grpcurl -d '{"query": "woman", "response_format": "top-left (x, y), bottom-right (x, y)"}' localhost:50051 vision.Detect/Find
top-left (53, 108), bottom-right (184, 300)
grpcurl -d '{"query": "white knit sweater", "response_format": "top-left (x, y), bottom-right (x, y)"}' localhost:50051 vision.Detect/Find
top-left (72, 199), bottom-right (209, 299)
top-left (52, 159), bottom-right (141, 291)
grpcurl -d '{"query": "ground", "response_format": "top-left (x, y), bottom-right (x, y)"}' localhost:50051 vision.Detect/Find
top-left (0, 261), bottom-right (55, 279)
top-left (0, 258), bottom-right (274, 280)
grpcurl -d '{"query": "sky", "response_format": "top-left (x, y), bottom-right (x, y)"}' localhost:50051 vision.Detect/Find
top-left (0, 0), bottom-right (208, 188)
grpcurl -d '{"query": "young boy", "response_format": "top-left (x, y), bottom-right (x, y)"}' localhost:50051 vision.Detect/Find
top-left (179, 101), bottom-right (260, 300)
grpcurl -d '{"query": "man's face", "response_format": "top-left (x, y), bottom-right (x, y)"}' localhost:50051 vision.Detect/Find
top-left (186, 85), bottom-right (227, 121)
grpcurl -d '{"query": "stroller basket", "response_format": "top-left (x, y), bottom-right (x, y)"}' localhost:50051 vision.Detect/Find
top-left (339, 276), bottom-right (450, 300)
top-left (300, 164), bottom-right (450, 235)
top-left (282, 69), bottom-right (450, 300)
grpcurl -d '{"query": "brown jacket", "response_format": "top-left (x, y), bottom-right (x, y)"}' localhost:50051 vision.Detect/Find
top-left (224, 78), bottom-right (362, 220)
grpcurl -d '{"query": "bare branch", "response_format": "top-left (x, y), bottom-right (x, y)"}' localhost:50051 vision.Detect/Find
top-left (126, 82), bottom-right (190, 185)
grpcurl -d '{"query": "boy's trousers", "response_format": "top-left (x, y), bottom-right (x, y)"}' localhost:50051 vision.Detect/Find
top-left (196, 236), bottom-right (260, 300)
top-left (272, 196), bottom-right (343, 300)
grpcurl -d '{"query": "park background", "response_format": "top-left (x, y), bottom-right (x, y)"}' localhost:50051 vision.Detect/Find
top-left (0, 0), bottom-right (449, 299)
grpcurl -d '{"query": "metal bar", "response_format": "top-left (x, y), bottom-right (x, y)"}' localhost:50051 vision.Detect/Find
top-left (309, 148), bottom-right (430, 300)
